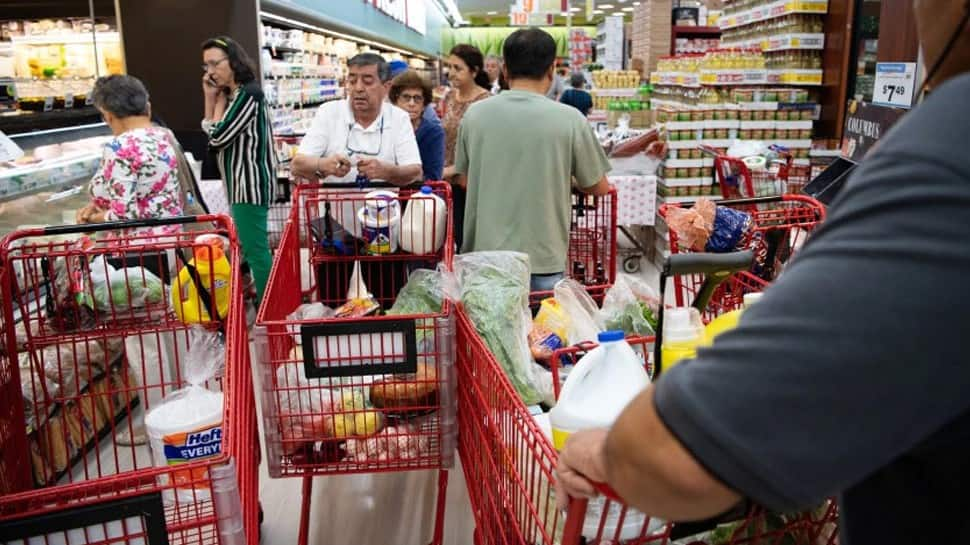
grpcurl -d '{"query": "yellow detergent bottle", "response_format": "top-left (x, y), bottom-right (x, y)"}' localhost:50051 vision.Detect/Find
top-left (661, 307), bottom-right (703, 372)
top-left (172, 238), bottom-right (231, 324)
top-left (701, 292), bottom-right (763, 347)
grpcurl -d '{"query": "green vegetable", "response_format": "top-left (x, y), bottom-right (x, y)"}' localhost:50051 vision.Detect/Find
top-left (92, 269), bottom-right (163, 310)
top-left (387, 269), bottom-right (443, 316)
top-left (457, 253), bottom-right (544, 405)
top-left (603, 301), bottom-right (656, 337)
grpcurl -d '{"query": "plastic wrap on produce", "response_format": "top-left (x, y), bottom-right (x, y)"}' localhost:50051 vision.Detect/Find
top-left (454, 252), bottom-right (553, 406)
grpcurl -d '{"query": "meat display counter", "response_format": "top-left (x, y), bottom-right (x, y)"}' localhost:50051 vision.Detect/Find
top-left (0, 123), bottom-right (110, 236)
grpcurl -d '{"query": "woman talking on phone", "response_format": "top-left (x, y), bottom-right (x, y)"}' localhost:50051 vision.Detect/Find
top-left (201, 36), bottom-right (276, 303)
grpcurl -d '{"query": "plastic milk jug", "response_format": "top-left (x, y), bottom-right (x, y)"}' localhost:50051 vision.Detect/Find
top-left (171, 237), bottom-right (231, 324)
top-left (399, 185), bottom-right (447, 254)
top-left (549, 330), bottom-right (657, 539)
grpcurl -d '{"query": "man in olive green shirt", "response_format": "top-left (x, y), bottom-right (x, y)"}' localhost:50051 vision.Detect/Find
top-left (454, 28), bottom-right (611, 291)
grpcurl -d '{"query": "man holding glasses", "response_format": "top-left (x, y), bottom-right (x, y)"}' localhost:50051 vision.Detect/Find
top-left (292, 53), bottom-right (421, 187)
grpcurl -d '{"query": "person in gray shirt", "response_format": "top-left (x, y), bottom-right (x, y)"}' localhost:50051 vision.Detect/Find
top-left (555, 2), bottom-right (970, 544)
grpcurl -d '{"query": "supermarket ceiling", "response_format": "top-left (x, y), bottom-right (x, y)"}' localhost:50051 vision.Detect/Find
top-left (456, 0), bottom-right (637, 21)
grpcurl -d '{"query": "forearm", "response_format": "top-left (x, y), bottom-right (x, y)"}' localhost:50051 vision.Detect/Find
top-left (292, 155), bottom-right (322, 179)
top-left (386, 164), bottom-right (422, 186)
top-left (204, 95), bottom-right (216, 121)
top-left (604, 387), bottom-right (741, 521)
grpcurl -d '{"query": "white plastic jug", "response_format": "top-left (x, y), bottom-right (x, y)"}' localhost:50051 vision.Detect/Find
top-left (400, 186), bottom-right (447, 254)
top-left (549, 330), bottom-right (656, 540)
top-left (357, 190), bottom-right (401, 255)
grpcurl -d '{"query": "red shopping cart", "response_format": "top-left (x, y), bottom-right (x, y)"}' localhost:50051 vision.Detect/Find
top-left (254, 182), bottom-right (456, 545)
top-left (660, 194), bottom-right (826, 314)
top-left (528, 188), bottom-right (619, 308)
top-left (456, 251), bottom-right (840, 545)
top-left (0, 215), bottom-right (258, 545)
top-left (268, 135), bottom-right (302, 251)
top-left (701, 145), bottom-right (801, 200)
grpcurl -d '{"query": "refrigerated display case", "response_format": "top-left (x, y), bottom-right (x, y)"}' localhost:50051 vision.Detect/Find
top-left (0, 123), bottom-right (110, 236)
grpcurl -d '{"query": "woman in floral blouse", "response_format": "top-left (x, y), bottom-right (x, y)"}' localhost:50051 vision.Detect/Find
top-left (77, 75), bottom-right (183, 239)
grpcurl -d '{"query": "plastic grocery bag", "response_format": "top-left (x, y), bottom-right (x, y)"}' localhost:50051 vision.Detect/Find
top-left (553, 279), bottom-right (604, 345)
top-left (274, 349), bottom-right (340, 455)
top-left (88, 256), bottom-right (165, 312)
top-left (287, 303), bottom-right (335, 345)
top-left (599, 275), bottom-right (661, 337)
top-left (144, 327), bottom-right (225, 504)
top-left (455, 252), bottom-right (553, 406)
top-left (387, 268), bottom-right (445, 316)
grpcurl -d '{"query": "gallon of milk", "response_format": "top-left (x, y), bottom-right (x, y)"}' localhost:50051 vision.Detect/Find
top-left (549, 330), bottom-right (657, 540)
top-left (400, 185), bottom-right (447, 255)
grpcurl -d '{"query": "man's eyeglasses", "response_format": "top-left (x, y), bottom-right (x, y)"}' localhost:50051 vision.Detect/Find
top-left (397, 93), bottom-right (425, 105)
top-left (202, 57), bottom-right (228, 72)
top-left (346, 115), bottom-right (385, 188)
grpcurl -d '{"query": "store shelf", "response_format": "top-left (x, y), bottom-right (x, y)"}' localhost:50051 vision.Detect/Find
top-left (696, 69), bottom-right (823, 86)
top-left (10, 31), bottom-right (120, 46)
top-left (672, 26), bottom-right (723, 36)
top-left (722, 33), bottom-right (825, 51)
top-left (593, 88), bottom-right (641, 97)
top-left (0, 106), bottom-right (102, 134)
top-left (720, 0), bottom-right (828, 30)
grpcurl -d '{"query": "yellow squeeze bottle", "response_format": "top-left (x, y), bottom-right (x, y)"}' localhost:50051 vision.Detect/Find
top-left (661, 307), bottom-right (703, 372)
top-left (172, 239), bottom-right (231, 324)
top-left (701, 292), bottom-right (763, 347)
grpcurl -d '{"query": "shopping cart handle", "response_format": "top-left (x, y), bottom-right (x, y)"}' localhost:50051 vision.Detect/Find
top-left (664, 251), bottom-right (754, 278)
top-left (41, 215), bottom-right (224, 236)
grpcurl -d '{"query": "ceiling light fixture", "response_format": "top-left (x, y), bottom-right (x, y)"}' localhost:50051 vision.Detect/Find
top-left (622, 6), bottom-right (634, 11)
top-left (599, 3), bottom-right (614, 7)
top-left (486, 11), bottom-right (497, 15)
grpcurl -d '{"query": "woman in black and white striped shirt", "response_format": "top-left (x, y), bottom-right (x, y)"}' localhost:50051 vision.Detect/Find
top-left (201, 35), bottom-right (277, 302)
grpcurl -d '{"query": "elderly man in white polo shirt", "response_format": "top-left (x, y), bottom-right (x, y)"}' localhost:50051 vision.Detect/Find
top-left (292, 53), bottom-right (421, 186)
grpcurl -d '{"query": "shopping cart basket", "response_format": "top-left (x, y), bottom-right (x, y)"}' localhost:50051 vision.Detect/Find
top-left (701, 145), bottom-right (799, 200)
top-left (254, 182), bottom-right (456, 545)
top-left (660, 194), bottom-right (826, 313)
top-left (0, 215), bottom-right (258, 545)
top-left (528, 188), bottom-right (619, 309)
top-left (268, 135), bottom-right (302, 251)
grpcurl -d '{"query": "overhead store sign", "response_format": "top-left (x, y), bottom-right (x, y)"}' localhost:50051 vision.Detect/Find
top-left (510, 10), bottom-right (555, 25)
top-left (367, 0), bottom-right (426, 35)
top-left (514, 0), bottom-right (568, 14)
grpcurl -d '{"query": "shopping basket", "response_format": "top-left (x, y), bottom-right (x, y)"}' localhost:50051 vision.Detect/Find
top-left (660, 194), bottom-right (826, 314)
top-left (0, 215), bottom-right (258, 545)
top-left (254, 182), bottom-right (456, 545)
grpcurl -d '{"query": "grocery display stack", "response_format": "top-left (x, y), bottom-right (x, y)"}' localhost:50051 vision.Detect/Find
top-left (590, 70), bottom-right (652, 128)
top-left (630, 0), bottom-right (674, 75)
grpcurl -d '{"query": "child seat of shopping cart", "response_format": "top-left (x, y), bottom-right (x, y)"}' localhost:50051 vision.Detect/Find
top-left (254, 181), bottom-right (456, 545)
top-left (0, 215), bottom-right (259, 545)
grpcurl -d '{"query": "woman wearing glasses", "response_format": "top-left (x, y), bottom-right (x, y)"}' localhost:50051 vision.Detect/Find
top-left (390, 70), bottom-right (444, 182)
top-left (201, 35), bottom-right (276, 303)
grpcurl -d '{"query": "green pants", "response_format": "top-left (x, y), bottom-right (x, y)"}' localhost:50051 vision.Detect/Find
top-left (231, 203), bottom-right (271, 304)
